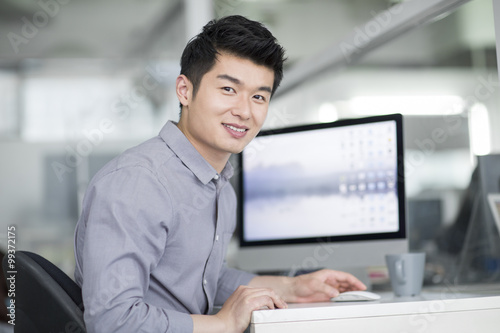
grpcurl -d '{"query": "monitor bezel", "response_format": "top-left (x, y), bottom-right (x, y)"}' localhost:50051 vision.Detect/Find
top-left (237, 113), bottom-right (406, 248)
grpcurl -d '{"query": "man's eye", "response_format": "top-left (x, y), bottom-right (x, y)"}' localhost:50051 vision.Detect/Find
top-left (253, 95), bottom-right (266, 102)
top-left (222, 87), bottom-right (235, 93)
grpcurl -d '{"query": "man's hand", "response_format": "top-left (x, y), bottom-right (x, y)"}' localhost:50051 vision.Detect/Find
top-left (192, 270), bottom-right (365, 332)
top-left (192, 285), bottom-right (287, 333)
top-left (216, 285), bottom-right (288, 332)
top-left (286, 269), bottom-right (366, 303)
top-left (249, 269), bottom-right (366, 303)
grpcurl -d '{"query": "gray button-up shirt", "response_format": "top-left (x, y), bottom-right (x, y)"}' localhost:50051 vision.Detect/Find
top-left (74, 121), bottom-right (255, 333)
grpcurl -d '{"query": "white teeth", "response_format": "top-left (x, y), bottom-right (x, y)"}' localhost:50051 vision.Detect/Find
top-left (224, 124), bottom-right (246, 133)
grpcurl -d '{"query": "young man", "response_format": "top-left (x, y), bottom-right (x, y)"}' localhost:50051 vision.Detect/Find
top-left (74, 15), bottom-right (365, 333)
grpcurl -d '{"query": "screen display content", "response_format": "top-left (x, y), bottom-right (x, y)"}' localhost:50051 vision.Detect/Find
top-left (238, 114), bottom-right (406, 248)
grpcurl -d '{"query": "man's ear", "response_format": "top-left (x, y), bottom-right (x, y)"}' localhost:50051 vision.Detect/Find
top-left (176, 74), bottom-right (192, 107)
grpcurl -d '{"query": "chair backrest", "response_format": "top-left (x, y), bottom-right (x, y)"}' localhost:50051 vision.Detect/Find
top-left (2, 250), bottom-right (86, 333)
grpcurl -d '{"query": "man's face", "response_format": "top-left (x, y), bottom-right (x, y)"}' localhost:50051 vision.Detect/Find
top-left (177, 53), bottom-right (274, 166)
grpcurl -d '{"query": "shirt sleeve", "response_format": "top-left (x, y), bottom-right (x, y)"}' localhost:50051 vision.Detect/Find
top-left (214, 265), bottom-right (257, 306)
top-left (77, 166), bottom-right (193, 333)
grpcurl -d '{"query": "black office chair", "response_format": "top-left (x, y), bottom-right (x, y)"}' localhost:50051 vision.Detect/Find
top-left (2, 251), bottom-right (86, 333)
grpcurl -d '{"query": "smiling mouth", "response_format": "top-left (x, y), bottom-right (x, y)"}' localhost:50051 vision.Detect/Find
top-left (223, 124), bottom-right (248, 133)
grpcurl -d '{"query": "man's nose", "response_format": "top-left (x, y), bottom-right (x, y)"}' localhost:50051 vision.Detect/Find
top-left (231, 98), bottom-right (251, 120)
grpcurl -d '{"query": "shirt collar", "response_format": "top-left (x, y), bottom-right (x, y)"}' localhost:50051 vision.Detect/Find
top-left (159, 120), bottom-right (234, 184)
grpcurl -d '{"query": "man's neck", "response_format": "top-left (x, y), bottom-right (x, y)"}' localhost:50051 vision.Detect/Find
top-left (175, 120), bottom-right (230, 174)
top-left (203, 153), bottom-right (230, 174)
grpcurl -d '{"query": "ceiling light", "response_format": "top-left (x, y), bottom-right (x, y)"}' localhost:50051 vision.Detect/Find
top-left (469, 103), bottom-right (491, 156)
top-left (318, 102), bottom-right (339, 123)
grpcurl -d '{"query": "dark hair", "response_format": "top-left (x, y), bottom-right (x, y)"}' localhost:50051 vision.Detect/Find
top-left (180, 15), bottom-right (286, 101)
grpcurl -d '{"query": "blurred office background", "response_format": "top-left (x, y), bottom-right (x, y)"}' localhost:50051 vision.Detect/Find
top-left (1, 0), bottom-right (500, 282)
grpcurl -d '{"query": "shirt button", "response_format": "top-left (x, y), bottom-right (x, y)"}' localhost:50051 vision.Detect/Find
top-left (214, 174), bottom-right (219, 180)
top-left (203, 279), bottom-right (208, 285)
top-left (215, 234), bottom-right (219, 241)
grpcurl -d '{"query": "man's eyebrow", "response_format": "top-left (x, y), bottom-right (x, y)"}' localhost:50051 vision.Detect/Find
top-left (217, 74), bottom-right (241, 85)
top-left (217, 74), bottom-right (272, 94)
top-left (257, 85), bottom-right (273, 94)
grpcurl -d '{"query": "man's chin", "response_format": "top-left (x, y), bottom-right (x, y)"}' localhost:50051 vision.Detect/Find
top-left (227, 142), bottom-right (250, 155)
top-left (226, 136), bottom-right (256, 155)
top-left (228, 147), bottom-right (244, 155)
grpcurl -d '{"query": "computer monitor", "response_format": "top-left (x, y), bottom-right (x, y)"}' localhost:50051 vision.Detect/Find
top-left (236, 114), bottom-right (408, 274)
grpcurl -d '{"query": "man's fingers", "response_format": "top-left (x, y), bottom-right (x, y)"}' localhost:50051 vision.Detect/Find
top-left (255, 290), bottom-right (287, 310)
top-left (237, 286), bottom-right (287, 310)
top-left (326, 270), bottom-right (367, 291)
top-left (312, 281), bottom-right (338, 298)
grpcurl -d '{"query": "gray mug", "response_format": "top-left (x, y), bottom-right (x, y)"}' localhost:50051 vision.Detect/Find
top-left (385, 253), bottom-right (426, 297)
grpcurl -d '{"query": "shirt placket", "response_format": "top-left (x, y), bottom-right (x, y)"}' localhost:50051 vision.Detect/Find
top-left (201, 174), bottom-right (224, 314)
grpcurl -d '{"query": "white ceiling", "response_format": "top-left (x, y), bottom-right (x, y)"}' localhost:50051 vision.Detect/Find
top-left (0, 0), bottom-right (496, 69)
top-left (0, 0), bottom-right (183, 62)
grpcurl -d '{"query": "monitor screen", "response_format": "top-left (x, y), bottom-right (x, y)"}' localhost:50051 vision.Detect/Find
top-left (236, 114), bottom-right (407, 273)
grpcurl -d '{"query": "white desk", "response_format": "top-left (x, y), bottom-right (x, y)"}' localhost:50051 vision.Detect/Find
top-left (251, 289), bottom-right (500, 333)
